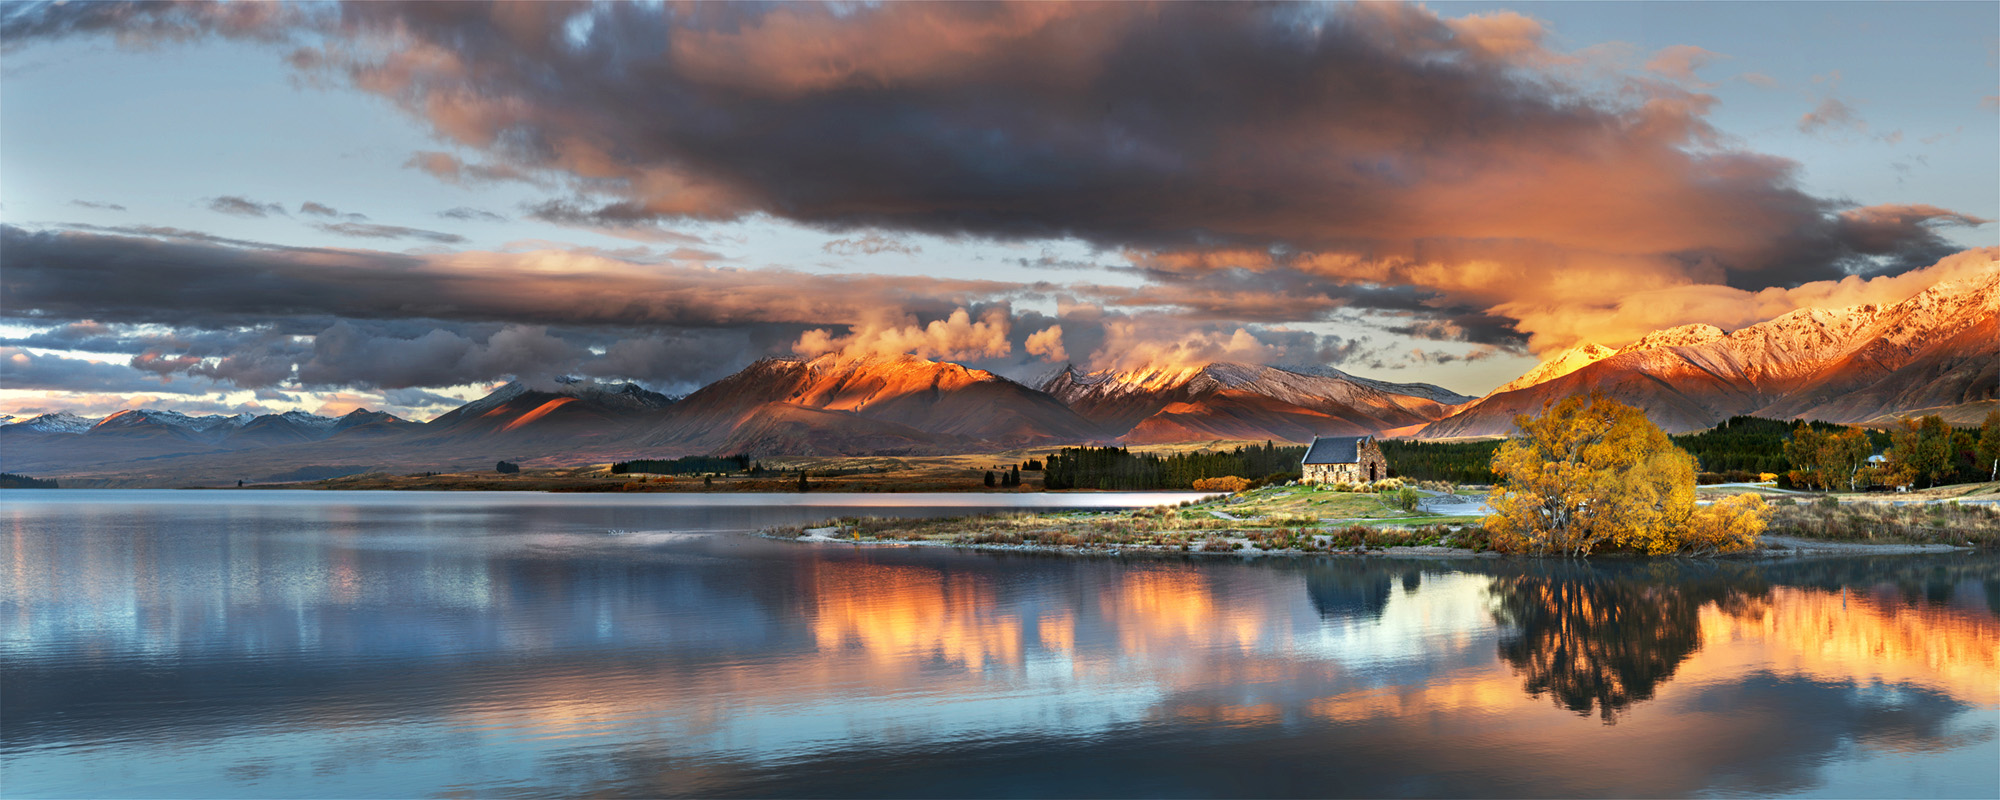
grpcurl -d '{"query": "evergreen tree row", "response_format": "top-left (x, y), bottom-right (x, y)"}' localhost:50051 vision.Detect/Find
top-left (1377, 440), bottom-right (1499, 484)
top-left (1042, 442), bottom-right (1306, 490)
top-left (611, 454), bottom-right (762, 475)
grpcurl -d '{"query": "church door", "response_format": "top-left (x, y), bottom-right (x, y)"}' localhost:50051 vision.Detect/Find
top-left (1369, 463), bottom-right (1377, 481)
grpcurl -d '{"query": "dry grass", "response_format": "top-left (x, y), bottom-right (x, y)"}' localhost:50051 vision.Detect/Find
top-left (1767, 497), bottom-right (2000, 547)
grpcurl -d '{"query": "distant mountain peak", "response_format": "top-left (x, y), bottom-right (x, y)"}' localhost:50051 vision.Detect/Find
top-left (1492, 342), bottom-right (1615, 396)
top-left (1, 411), bottom-right (98, 434)
top-left (1041, 359), bottom-right (1469, 442)
top-left (1616, 323), bottom-right (1726, 354)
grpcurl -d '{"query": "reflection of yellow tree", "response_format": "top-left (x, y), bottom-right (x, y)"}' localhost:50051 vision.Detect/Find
top-left (1490, 566), bottom-right (1768, 723)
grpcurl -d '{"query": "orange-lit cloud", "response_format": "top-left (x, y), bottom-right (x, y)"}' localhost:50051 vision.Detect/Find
top-left (793, 307), bottom-right (1013, 363)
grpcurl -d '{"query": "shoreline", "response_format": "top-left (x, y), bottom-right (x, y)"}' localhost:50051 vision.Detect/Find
top-left (760, 525), bottom-right (1974, 561)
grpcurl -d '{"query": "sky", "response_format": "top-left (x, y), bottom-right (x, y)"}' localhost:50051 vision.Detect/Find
top-left (1, 1), bottom-right (1995, 422)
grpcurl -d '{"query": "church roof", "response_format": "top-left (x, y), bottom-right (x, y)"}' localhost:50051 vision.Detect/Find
top-left (1302, 435), bottom-right (1372, 465)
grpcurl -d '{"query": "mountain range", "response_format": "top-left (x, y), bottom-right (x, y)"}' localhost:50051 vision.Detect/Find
top-left (1418, 264), bottom-right (2000, 437)
top-left (4, 263), bottom-right (1993, 485)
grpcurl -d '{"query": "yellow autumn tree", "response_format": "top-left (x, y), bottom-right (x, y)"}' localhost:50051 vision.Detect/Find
top-left (1484, 393), bottom-right (1768, 556)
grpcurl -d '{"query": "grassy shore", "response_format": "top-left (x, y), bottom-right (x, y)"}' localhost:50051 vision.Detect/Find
top-left (766, 480), bottom-right (2000, 556)
top-left (770, 482), bottom-right (1500, 556)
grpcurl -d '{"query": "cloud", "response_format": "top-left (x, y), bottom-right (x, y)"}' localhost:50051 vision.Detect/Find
top-left (298, 201), bottom-right (364, 220)
top-left (69, 200), bottom-right (126, 211)
top-left (1485, 246), bottom-right (1999, 353)
top-left (297, 322), bottom-right (585, 389)
top-left (1799, 96), bottom-right (1864, 135)
top-left (3, 1), bottom-right (1992, 371)
top-left (1024, 325), bottom-right (1067, 363)
top-left (403, 151), bottom-right (536, 186)
top-left (793, 307), bottom-right (1013, 363)
top-left (438, 206), bottom-right (507, 223)
top-left (203, 195), bottom-right (287, 217)
top-left (1, 347), bottom-right (218, 395)
top-left (47, 1), bottom-right (1962, 293)
top-left (823, 233), bottom-right (920, 257)
top-left (0, 224), bottom-right (1013, 331)
top-left (1643, 45), bottom-right (1724, 85)
top-left (310, 221), bottom-right (467, 244)
top-left (523, 200), bottom-right (710, 244)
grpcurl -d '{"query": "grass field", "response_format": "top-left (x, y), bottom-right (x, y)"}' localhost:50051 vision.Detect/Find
top-left (773, 482), bottom-right (1497, 555)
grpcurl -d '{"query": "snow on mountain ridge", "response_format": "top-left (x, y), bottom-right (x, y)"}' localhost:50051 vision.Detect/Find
top-left (1492, 343), bottom-right (1615, 396)
top-left (1419, 258), bottom-right (2000, 437)
top-left (93, 409), bottom-right (253, 433)
top-left (1616, 324), bottom-right (1726, 354)
top-left (3, 412), bottom-right (99, 434)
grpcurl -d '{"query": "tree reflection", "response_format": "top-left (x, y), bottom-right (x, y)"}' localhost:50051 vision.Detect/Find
top-left (1304, 561), bottom-right (1422, 620)
top-left (1490, 564), bottom-right (1769, 723)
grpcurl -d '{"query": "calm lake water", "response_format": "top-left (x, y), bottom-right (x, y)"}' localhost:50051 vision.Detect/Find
top-left (3, 490), bottom-right (1996, 798)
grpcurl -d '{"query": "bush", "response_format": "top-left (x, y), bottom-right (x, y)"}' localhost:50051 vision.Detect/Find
top-left (1392, 486), bottom-right (1422, 511)
top-left (1192, 476), bottom-right (1251, 493)
top-left (495, 460), bottom-right (520, 474)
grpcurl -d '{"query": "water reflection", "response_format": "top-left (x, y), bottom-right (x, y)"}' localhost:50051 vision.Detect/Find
top-left (1489, 563), bottom-right (1770, 722)
top-left (2, 493), bottom-right (1996, 798)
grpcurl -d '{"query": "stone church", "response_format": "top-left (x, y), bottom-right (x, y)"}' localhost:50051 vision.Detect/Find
top-left (1300, 435), bottom-right (1388, 484)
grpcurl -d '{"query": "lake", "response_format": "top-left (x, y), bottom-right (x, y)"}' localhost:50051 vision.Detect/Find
top-left (2, 490), bottom-right (1995, 798)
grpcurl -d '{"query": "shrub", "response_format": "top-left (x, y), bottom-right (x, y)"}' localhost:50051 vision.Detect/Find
top-left (1193, 476), bottom-right (1252, 493)
top-left (1392, 486), bottom-right (1422, 511)
top-left (495, 460), bottom-right (520, 474)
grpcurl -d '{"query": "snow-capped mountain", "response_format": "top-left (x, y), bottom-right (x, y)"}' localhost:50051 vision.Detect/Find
top-left (88, 409), bottom-right (255, 441)
top-left (642, 353), bottom-right (1097, 454)
top-left (1421, 260), bottom-right (2000, 437)
top-left (1041, 361), bottom-right (1471, 443)
top-left (1489, 343), bottom-right (1615, 396)
top-left (0, 411), bottom-right (100, 434)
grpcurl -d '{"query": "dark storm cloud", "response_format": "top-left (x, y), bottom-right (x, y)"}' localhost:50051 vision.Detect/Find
top-left (287, 1), bottom-right (1978, 289)
top-left (296, 321), bottom-right (584, 389)
top-left (203, 195), bottom-right (287, 218)
top-left (0, 346), bottom-right (218, 395)
top-left (0, 224), bottom-right (1019, 330)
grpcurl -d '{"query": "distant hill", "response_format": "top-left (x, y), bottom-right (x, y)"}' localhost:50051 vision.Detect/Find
top-left (1040, 361), bottom-right (1470, 443)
